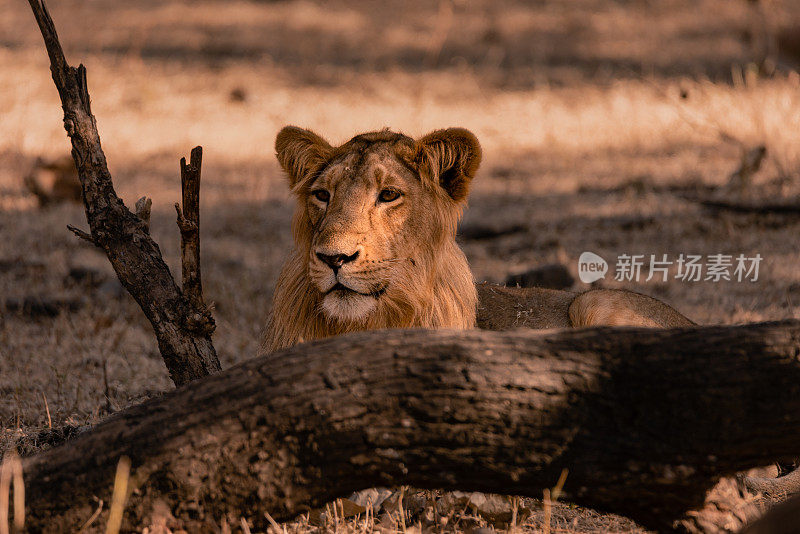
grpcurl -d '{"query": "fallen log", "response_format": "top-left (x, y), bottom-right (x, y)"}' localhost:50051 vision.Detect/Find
top-left (17, 321), bottom-right (800, 532)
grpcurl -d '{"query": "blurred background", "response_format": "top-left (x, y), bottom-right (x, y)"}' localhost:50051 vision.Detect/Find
top-left (1, 0), bottom-right (800, 451)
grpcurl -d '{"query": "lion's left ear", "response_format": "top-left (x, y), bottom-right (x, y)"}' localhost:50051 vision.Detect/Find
top-left (416, 128), bottom-right (482, 202)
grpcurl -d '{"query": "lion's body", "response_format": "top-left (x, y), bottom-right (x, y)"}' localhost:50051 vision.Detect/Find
top-left (262, 126), bottom-right (693, 354)
top-left (475, 284), bottom-right (577, 330)
top-left (568, 288), bottom-right (695, 328)
top-left (476, 284), bottom-right (694, 331)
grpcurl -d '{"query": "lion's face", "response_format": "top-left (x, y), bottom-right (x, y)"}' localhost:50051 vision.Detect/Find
top-left (265, 126), bottom-right (481, 350)
top-left (305, 146), bottom-right (444, 321)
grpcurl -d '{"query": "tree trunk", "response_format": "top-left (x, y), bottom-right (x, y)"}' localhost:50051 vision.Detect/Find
top-left (17, 321), bottom-right (800, 532)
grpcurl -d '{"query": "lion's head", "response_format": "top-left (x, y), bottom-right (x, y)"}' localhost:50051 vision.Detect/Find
top-left (262, 126), bottom-right (481, 353)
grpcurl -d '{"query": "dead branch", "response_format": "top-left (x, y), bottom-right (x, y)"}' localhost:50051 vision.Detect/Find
top-left (17, 321), bottom-right (800, 533)
top-left (174, 147), bottom-right (215, 336)
top-left (28, 0), bottom-right (220, 386)
top-left (66, 224), bottom-right (97, 246)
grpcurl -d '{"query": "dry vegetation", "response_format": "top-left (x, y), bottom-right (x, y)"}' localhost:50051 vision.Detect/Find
top-left (2, 0), bottom-right (800, 531)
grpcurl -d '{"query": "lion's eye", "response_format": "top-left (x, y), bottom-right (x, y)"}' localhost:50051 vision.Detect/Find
top-left (378, 189), bottom-right (401, 203)
top-left (312, 189), bottom-right (330, 203)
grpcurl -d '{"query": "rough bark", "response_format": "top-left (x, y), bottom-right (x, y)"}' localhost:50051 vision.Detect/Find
top-left (16, 321), bottom-right (800, 532)
top-left (28, 0), bottom-right (220, 386)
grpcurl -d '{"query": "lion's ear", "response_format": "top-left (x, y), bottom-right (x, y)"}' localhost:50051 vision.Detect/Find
top-left (275, 126), bottom-right (333, 188)
top-left (416, 128), bottom-right (481, 202)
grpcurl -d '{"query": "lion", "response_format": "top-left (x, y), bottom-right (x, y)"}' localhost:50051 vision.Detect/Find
top-left (261, 126), bottom-right (693, 353)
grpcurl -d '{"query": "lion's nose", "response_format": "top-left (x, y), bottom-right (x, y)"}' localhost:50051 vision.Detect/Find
top-left (316, 250), bottom-right (359, 271)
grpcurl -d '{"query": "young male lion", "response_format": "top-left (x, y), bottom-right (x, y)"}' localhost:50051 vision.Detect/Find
top-left (261, 126), bottom-right (693, 353)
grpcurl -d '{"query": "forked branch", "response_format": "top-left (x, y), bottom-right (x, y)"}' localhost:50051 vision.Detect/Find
top-left (28, 0), bottom-right (220, 385)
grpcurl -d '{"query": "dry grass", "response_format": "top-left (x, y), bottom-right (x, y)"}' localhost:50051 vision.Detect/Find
top-left (2, 0), bottom-right (800, 531)
top-left (237, 489), bottom-right (644, 534)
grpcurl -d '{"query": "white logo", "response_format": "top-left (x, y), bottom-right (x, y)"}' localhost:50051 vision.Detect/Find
top-left (578, 251), bottom-right (608, 284)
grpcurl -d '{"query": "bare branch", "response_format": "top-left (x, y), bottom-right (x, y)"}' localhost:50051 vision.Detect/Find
top-left (175, 146), bottom-right (215, 336)
top-left (66, 224), bottom-right (97, 246)
top-left (28, 0), bottom-right (220, 385)
top-left (177, 148), bottom-right (203, 303)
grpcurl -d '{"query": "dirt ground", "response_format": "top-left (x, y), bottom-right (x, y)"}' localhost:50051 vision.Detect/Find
top-left (2, 0), bottom-right (800, 531)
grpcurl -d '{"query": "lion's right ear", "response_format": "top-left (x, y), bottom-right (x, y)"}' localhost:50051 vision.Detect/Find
top-left (275, 126), bottom-right (333, 188)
